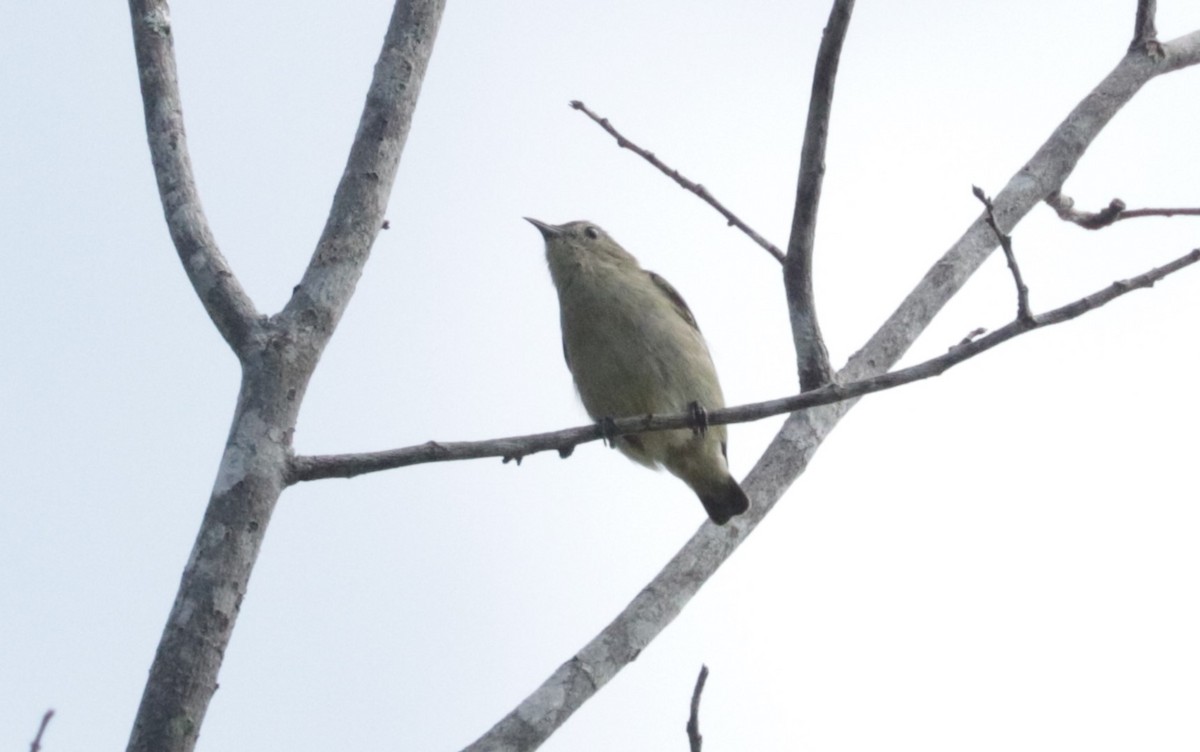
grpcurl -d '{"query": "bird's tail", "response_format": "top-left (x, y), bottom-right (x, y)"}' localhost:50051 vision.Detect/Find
top-left (698, 476), bottom-right (750, 525)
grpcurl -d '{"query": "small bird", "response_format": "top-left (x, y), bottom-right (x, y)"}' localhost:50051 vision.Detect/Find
top-left (527, 218), bottom-right (750, 525)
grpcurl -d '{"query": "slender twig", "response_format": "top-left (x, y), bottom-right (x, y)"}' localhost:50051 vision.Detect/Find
top-left (30, 710), bottom-right (54, 752)
top-left (1117, 207), bottom-right (1200, 220)
top-left (569, 100), bottom-right (785, 264)
top-left (290, 246), bottom-right (1199, 483)
top-left (687, 665), bottom-right (709, 752)
top-left (785, 0), bottom-right (855, 390)
top-left (975, 186), bottom-right (1033, 324)
top-left (1046, 191), bottom-right (1200, 229)
top-left (1131, 0), bottom-right (1161, 55)
top-left (128, 0), bottom-right (261, 357)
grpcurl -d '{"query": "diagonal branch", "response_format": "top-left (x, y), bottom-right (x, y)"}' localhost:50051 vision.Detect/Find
top-left (291, 246), bottom-right (1199, 482)
top-left (128, 0), bottom-right (261, 358)
top-left (570, 100), bottom-right (785, 263)
top-left (784, 0), bottom-right (854, 391)
top-left (29, 709), bottom-right (54, 752)
top-left (975, 186), bottom-right (1034, 324)
top-left (459, 27), bottom-right (1200, 752)
top-left (279, 0), bottom-right (446, 351)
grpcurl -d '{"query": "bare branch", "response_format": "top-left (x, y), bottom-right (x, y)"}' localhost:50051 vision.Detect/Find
top-left (569, 100), bottom-right (785, 264)
top-left (128, 0), bottom-right (261, 358)
top-left (846, 28), bottom-right (1200, 386)
top-left (293, 248), bottom-right (1200, 491)
top-left (784, 0), bottom-right (854, 391)
top-left (975, 186), bottom-right (1033, 324)
top-left (29, 709), bottom-right (54, 752)
top-left (459, 29), bottom-right (1200, 752)
top-left (280, 0), bottom-right (447, 346)
top-left (1116, 207), bottom-right (1200, 220)
top-left (1046, 191), bottom-right (1200, 228)
top-left (687, 665), bottom-right (709, 752)
top-left (1131, 0), bottom-right (1162, 55)
top-left (124, 4), bottom-right (445, 752)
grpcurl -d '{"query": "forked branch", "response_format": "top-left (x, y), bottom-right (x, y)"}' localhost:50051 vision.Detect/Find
top-left (124, 3), bottom-right (446, 752)
top-left (458, 25), bottom-right (1200, 752)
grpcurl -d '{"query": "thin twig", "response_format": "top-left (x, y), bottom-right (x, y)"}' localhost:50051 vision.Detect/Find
top-left (975, 186), bottom-right (1033, 324)
top-left (1046, 191), bottom-right (1200, 229)
top-left (784, 0), bottom-right (855, 390)
top-left (290, 246), bottom-right (1200, 483)
top-left (686, 665), bottom-right (710, 752)
top-left (1117, 207), bottom-right (1200, 220)
top-left (569, 100), bottom-right (785, 264)
top-left (30, 710), bottom-right (54, 752)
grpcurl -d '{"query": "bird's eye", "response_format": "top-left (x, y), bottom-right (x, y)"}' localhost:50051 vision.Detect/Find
top-left (584, 226), bottom-right (600, 239)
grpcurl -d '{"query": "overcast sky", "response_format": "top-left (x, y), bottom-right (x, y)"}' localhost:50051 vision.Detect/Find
top-left (3, 2), bottom-right (1199, 750)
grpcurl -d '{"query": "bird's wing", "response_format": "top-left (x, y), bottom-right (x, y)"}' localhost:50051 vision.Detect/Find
top-left (646, 271), bottom-right (700, 332)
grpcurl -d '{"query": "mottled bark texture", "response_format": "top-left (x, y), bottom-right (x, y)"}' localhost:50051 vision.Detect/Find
top-left (124, 2), bottom-right (446, 751)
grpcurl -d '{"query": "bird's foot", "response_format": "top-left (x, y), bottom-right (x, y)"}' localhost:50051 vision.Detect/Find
top-left (687, 401), bottom-right (709, 437)
top-left (598, 416), bottom-right (619, 448)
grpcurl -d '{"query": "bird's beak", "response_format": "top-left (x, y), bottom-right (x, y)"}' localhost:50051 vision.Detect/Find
top-left (524, 217), bottom-right (562, 238)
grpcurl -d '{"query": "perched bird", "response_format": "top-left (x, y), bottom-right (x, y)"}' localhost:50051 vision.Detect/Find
top-left (527, 218), bottom-right (750, 525)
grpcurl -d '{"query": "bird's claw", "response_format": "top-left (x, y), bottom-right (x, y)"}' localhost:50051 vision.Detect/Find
top-left (598, 417), bottom-right (619, 448)
top-left (687, 401), bottom-right (709, 437)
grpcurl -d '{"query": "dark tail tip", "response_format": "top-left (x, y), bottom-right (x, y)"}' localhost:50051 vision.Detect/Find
top-left (699, 478), bottom-right (750, 525)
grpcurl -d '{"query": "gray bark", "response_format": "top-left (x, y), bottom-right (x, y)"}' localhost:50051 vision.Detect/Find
top-left (460, 29), bottom-right (1200, 752)
top-left (124, 2), bottom-right (446, 751)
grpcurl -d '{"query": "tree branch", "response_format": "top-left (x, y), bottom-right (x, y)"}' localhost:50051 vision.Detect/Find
top-left (569, 100), bottom-right (785, 264)
top-left (686, 665), bottom-right (709, 752)
top-left (458, 27), bottom-right (1200, 752)
top-left (975, 186), bottom-right (1033, 324)
top-left (784, 0), bottom-right (854, 391)
top-left (124, 4), bottom-right (445, 752)
top-left (279, 0), bottom-right (446, 351)
top-left (1131, 0), bottom-right (1161, 55)
top-left (292, 246), bottom-right (1199, 482)
top-left (128, 0), bottom-right (262, 358)
top-left (29, 709), bottom-right (54, 752)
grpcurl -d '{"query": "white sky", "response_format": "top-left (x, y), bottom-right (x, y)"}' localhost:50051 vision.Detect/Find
top-left (2, 2), bottom-right (1199, 750)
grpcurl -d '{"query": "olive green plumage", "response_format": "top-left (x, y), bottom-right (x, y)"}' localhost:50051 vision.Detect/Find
top-left (527, 218), bottom-right (749, 525)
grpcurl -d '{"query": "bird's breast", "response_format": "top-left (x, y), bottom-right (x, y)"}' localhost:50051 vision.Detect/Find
top-left (556, 266), bottom-right (723, 420)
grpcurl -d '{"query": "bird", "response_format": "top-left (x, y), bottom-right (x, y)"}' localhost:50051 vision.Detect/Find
top-left (527, 217), bottom-right (749, 524)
